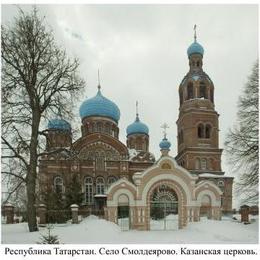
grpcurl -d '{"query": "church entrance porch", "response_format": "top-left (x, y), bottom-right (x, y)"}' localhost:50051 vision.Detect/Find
top-left (149, 184), bottom-right (179, 230)
top-left (106, 156), bottom-right (223, 231)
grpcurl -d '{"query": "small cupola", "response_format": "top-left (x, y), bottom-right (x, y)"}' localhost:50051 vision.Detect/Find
top-left (126, 102), bottom-right (149, 152)
top-left (159, 123), bottom-right (171, 156)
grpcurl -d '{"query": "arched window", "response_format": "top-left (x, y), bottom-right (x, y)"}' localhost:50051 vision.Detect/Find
top-left (106, 151), bottom-right (112, 161)
top-left (85, 177), bottom-right (93, 205)
top-left (96, 151), bottom-right (105, 171)
top-left (208, 158), bottom-right (214, 170)
top-left (199, 82), bottom-right (207, 99)
top-left (97, 122), bottom-right (102, 133)
top-left (88, 151), bottom-right (94, 160)
top-left (205, 124), bottom-right (211, 138)
top-left (96, 177), bottom-right (105, 194)
top-left (93, 123), bottom-right (97, 132)
top-left (197, 61), bottom-right (200, 67)
top-left (88, 124), bottom-right (93, 133)
top-left (136, 137), bottom-right (143, 150)
top-left (195, 158), bottom-right (200, 170)
top-left (105, 124), bottom-right (110, 134)
top-left (107, 176), bottom-right (117, 187)
top-left (111, 129), bottom-right (115, 137)
top-left (201, 158), bottom-right (207, 170)
top-left (54, 176), bottom-right (63, 193)
top-left (198, 124), bottom-right (204, 138)
top-left (187, 82), bottom-right (194, 100)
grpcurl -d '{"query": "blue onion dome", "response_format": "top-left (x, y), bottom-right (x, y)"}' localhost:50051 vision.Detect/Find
top-left (79, 87), bottom-right (120, 123)
top-left (48, 118), bottom-right (71, 131)
top-left (159, 137), bottom-right (171, 150)
top-left (187, 40), bottom-right (204, 57)
top-left (126, 114), bottom-right (149, 136)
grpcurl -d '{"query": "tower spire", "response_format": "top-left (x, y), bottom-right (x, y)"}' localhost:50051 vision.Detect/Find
top-left (194, 24), bottom-right (197, 42)
top-left (97, 69), bottom-right (101, 90)
top-left (136, 101), bottom-right (139, 121)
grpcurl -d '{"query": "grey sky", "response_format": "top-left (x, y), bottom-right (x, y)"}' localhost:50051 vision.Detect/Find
top-left (2, 4), bottom-right (258, 179)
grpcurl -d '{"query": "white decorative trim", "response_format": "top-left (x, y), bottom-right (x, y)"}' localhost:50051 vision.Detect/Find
top-left (195, 180), bottom-right (223, 195)
top-left (141, 174), bottom-right (193, 205)
top-left (196, 190), bottom-right (221, 207)
top-left (106, 178), bottom-right (137, 195)
top-left (133, 156), bottom-right (198, 185)
top-left (107, 188), bottom-right (135, 207)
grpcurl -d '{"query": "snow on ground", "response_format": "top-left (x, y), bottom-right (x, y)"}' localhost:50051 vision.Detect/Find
top-left (1, 215), bottom-right (258, 244)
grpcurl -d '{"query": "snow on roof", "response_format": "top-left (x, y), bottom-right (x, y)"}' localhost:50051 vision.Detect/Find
top-left (128, 148), bottom-right (139, 160)
top-left (199, 173), bottom-right (228, 178)
top-left (94, 194), bottom-right (107, 198)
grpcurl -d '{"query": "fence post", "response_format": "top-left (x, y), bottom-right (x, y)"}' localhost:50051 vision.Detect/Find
top-left (70, 204), bottom-right (79, 224)
top-left (38, 204), bottom-right (47, 225)
top-left (240, 205), bottom-right (250, 223)
top-left (4, 203), bottom-right (14, 224)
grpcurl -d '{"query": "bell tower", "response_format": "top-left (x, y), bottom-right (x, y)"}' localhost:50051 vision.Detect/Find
top-left (176, 27), bottom-right (223, 175)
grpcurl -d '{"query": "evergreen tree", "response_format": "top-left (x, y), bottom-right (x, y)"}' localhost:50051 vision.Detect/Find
top-left (65, 175), bottom-right (84, 208)
top-left (43, 188), bottom-right (67, 223)
top-left (38, 225), bottom-right (60, 244)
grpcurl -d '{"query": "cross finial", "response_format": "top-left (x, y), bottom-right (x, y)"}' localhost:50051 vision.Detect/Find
top-left (135, 101), bottom-right (140, 121)
top-left (194, 24), bottom-right (197, 42)
top-left (97, 69), bottom-right (101, 90)
top-left (161, 123), bottom-right (169, 138)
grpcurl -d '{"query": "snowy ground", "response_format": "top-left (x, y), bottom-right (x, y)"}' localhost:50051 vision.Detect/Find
top-left (1, 215), bottom-right (258, 244)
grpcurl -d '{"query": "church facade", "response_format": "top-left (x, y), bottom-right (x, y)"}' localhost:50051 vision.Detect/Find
top-left (38, 34), bottom-right (233, 230)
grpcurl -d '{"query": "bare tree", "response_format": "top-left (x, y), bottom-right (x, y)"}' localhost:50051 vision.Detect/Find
top-left (1, 7), bottom-right (85, 232)
top-left (225, 61), bottom-right (258, 205)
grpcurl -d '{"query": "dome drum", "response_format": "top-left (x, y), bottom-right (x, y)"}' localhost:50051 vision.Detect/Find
top-left (81, 116), bottom-right (119, 138)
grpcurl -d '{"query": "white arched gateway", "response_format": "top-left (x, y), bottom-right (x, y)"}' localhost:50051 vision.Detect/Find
top-left (106, 155), bottom-right (222, 231)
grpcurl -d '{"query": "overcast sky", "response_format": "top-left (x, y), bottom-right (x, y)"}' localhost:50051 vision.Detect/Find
top-left (2, 4), bottom-right (258, 178)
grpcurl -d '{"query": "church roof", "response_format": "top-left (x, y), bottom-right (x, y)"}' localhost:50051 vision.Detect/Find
top-left (159, 137), bottom-right (171, 150)
top-left (48, 118), bottom-right (71, 131)
top-left (187, 40), bottom-right (204, 57)
top-left (126, 115), bottom-right (149, 136)
top-left (79, 88), bottom-right (120, 123)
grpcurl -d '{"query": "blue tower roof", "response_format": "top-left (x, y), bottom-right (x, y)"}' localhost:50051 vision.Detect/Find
top-left (187, 40), bottom-right (204, 57)
top-left (159, 137), bottom-right (171, 150)
top-left (48, 118), bottom-right (71, 131)
top-left (79, 88), bottom-right (120, 123)
top-left (126, 115), bottom-right (149, 136)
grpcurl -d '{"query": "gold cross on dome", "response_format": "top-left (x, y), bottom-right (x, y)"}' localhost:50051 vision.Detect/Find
top-left (161, 123), bottom-right (169, 138)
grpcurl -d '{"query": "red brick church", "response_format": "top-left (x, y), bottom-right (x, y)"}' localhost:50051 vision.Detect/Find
top-left (38, 32), bottom-right (233, 230)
